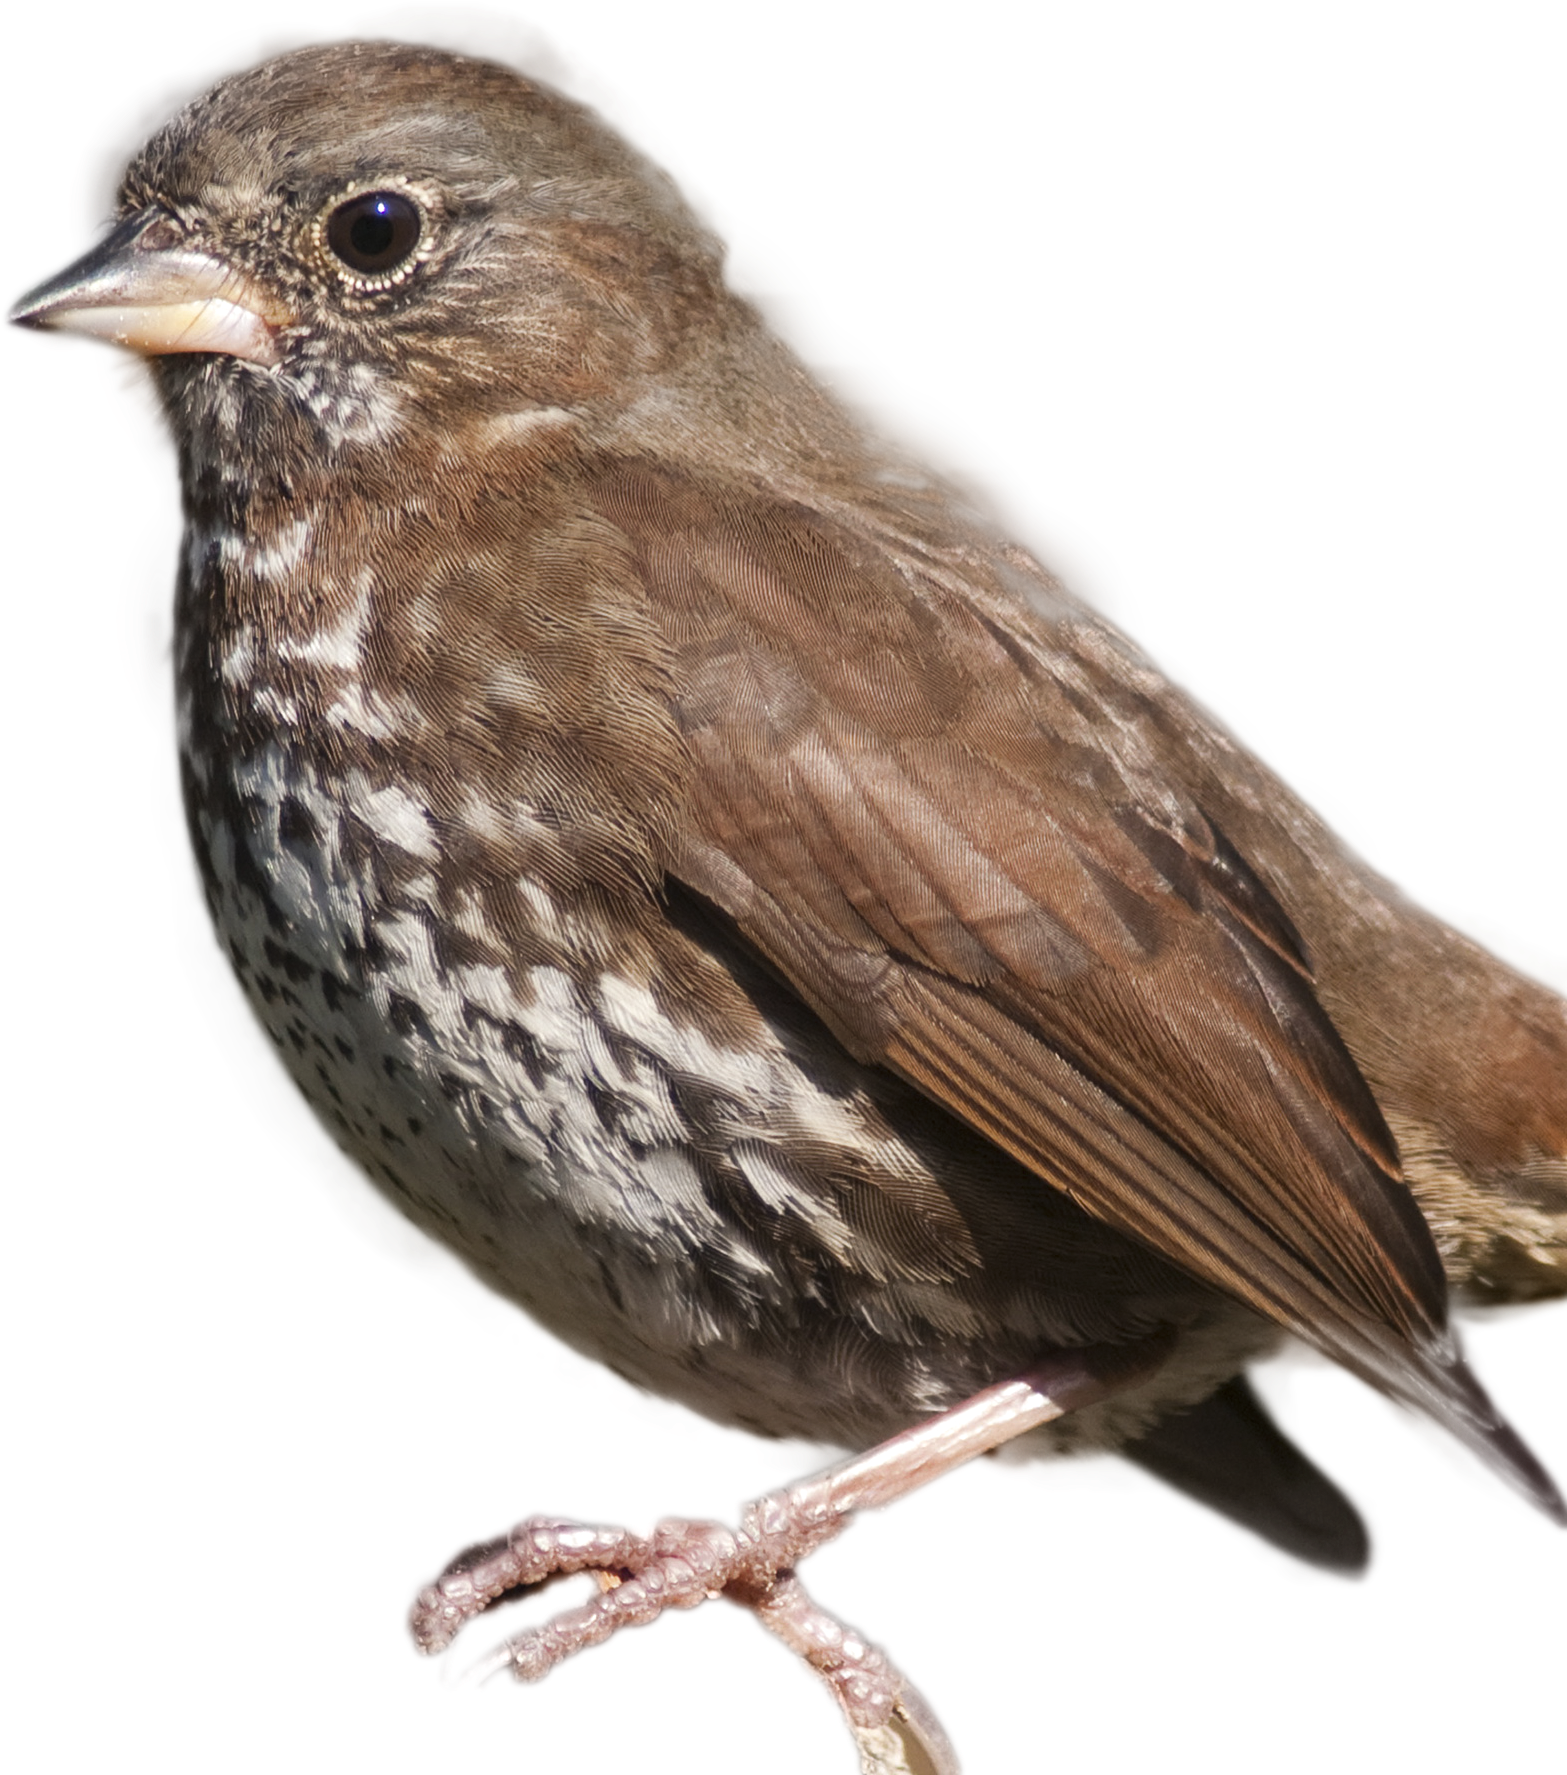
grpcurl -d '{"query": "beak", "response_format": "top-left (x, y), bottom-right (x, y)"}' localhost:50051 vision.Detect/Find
top-left (10, 210), bottom-right (294, 367)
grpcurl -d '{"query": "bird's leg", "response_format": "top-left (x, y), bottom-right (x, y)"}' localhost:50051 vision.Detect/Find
top-left (410, 1332), bottom-right (1172, 1774)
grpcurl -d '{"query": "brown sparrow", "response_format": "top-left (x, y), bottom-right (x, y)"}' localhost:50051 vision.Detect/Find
top-left (13, 36), bottom-right (1567, 1772)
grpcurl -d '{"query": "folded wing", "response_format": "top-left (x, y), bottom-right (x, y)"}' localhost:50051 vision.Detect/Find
top-left (591, 462), bottom-right (1560, 1515)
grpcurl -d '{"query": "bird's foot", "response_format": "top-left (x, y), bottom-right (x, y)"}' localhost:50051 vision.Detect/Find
top-left (411, 1508), bottom-right (950, 1772)
top-left (410, 1333), bottom-right (1173, 1775)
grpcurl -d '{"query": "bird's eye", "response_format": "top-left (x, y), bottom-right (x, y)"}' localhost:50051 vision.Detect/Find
top-left (324, 190), bottom-right (422, 279)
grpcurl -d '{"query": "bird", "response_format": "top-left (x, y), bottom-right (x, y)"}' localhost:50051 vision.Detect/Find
top-left (13, 36), bottom-right (1567, 1760)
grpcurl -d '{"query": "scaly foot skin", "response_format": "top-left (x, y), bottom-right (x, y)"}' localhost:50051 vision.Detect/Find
top-left (411, 1509), bottom-right (951, 1772)
top-left (410, 1336), bottom-right (1174, 1774)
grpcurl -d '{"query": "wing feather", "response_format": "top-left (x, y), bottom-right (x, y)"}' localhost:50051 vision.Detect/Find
top-left (588, 461), bottom-right (1557, 1507)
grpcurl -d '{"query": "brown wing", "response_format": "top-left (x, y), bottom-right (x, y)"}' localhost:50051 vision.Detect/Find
top-left (591, 462), bottom-right (1558, 1508)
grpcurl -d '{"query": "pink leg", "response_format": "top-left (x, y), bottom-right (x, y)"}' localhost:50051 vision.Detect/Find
top-left (404, 1334), bottom-right (1178, 1767)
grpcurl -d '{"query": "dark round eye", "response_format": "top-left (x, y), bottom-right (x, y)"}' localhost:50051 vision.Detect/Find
top-left (325, 190), bottom-right (422, 278)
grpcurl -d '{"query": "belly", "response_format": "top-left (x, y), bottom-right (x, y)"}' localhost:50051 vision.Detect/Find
top-left (184, 736), bottom-right (1268, 1450)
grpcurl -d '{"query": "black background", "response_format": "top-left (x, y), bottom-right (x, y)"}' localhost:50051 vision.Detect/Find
top-left (12, 10), bottom-right (1554, 1760)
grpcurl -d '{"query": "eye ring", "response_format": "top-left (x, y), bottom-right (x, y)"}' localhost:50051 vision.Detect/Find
top-left (314, 184), bottom-right (428, 290)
